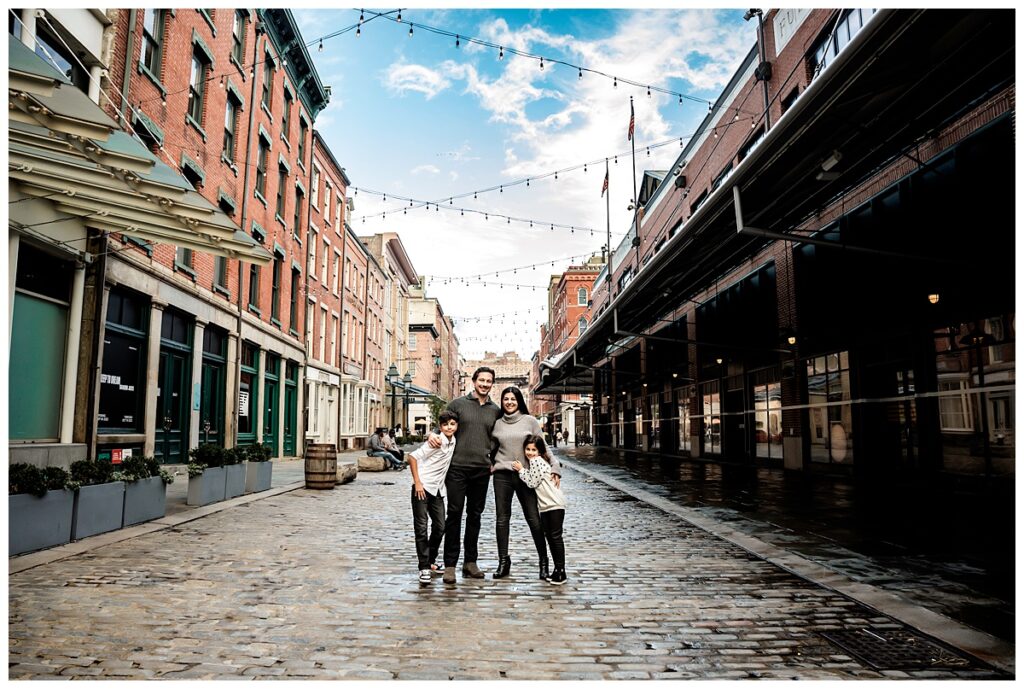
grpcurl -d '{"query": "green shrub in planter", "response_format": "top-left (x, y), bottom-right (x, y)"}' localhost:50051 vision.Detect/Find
top-left (119, 455), bottom-right (173, 527)
top-left (9, 463), bottom-right (75, 555)
top-left (244, 444), bottom-right (273, 494)
top-left (187, 445), bottom-right (228, 506)
top-left (69, 460), bottom-right (124, 541)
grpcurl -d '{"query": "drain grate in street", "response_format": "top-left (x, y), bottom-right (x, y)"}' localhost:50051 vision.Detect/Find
top-left (820, 628), bottom-right (978, 671)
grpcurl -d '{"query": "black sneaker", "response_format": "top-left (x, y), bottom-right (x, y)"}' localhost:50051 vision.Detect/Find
top-left (548, 567), bottom-right (567, 585)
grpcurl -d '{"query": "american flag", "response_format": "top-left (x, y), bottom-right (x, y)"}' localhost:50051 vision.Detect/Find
top-left (601, 169), bottom-right (609, 197)
top-left (627, 99), bottom-right (635, 141)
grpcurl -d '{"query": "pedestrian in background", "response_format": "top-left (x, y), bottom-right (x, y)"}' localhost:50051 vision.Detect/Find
top-left (513, 434), bottom-right (568, 585)
top-left (407, 411), bottom-right (459, 584)
top-left (367, 428), bottom-right (405, 470)
top-left (384, 428), bottom-right (404, 462)
top-left (489, 386), bottom-right (561, 581)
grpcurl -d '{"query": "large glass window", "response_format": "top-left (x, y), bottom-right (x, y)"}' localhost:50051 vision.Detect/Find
top-left (248, 264), bottom-right (260, 311)
top-left (188, 50), bottom-right (208, 124)
top-left (261, 50), bottom-right (273, 109)
top-left (806, 351), bottom-right (853, 463)
top-left (751, 366), bottom-right (783, 460)
top-left (810, 9), bottom-right (878, 79)
top-left (223, 94), bottom-right (239, 160)
top-left (10, 245), bottom-right (75, 440)
top-left (231, 11), bottom-right (246, 64)
top-left (282, 89), bottom-right (292, 141)
top-left (238, 343), bottom-right (259, 439)
top-left (255, 136), bottom-right (269, 197)
top-left (141, 9), bottom-right (165, 76)
top-left (276, 164), bottom-right (288, 217)
top-left (97, 289), bottom-right (148, 434)
top-left (701, 380), bottom-right (720, 455)
top-left (271, 254), bottom-right (282, 322)
top-left (289, 267), bottom-right (301, 332)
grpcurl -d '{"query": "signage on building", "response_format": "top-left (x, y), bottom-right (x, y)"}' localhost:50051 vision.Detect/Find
top-left (773, 8), bottom-right (811, 53)
top-left (238, 390), bottom-right (249, 417)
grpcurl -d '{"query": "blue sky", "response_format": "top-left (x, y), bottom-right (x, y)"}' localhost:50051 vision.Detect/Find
top-left (292, 6), bottom-right (754, 360)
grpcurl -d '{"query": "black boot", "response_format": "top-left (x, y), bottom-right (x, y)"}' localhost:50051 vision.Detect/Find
top-left (539, 556), bottom-right (550, 581)
top-left (493, 556), bottom-right (512, 579)
top-left (548, 567), bottom-right (567, 585)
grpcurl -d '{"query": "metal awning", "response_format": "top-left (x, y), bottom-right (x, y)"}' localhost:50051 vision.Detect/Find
top-left (538, 9), bottom-right (1013, 393)
top-left (7, 38), bottom-right (272, 265)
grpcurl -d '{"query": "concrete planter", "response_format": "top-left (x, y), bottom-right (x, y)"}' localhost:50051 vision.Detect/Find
top-left (72, 481), bottom-right (126, 541)
top-left (245, 461), bottom-right (272, 493)
top-left (187, 466), bottom-right (226, 506)
top-left (123, 476), bottom-right (167, 527)
top-left (224, 463), bottom-right (246, 499)
top-left (9, 490), bottom-right (75, 556)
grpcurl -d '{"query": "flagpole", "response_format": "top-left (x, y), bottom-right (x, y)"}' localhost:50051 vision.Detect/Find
top-left (605, 157), bottom-right (612, 306)
top-left (629, 96), bottom-right (640, 271)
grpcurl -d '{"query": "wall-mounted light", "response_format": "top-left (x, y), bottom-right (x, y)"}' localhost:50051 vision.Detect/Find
top-left (928, 293), bottom-right (940, 304)
top-left (715, 357), bottom-right (723, 365)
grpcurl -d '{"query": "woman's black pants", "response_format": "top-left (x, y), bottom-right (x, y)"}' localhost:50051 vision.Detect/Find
top-left (492, 470), bottom-right (547, 561)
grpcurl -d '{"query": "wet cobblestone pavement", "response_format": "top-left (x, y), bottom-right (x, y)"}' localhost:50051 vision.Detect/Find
top-left (8, 464), bottom-right (1007, 679)
top-left (560, 447), bottom-right (1014, 644)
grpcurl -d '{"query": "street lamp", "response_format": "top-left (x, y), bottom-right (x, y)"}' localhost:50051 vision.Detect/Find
top-left (403, 370), bottom-right (412, 434)
top-left (386, 363), bottom-right (399, 430)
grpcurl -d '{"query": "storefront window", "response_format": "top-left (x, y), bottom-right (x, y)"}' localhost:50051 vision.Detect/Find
top-left (98, 289), bottom-right (148, 434)
top-left (238, 343), bottom-right (259, 440)
top-left (806, 351), bottom-right (853, 463)
top-left (677, 386), bottom-right (693, 453)
top-left (752, 366), bottom-right (783, 460)
top-left (701, 381), bottom-right (721, 455)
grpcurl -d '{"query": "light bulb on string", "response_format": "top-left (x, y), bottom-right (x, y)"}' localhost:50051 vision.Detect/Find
top-left (526, 179), bottom-right (530, 187)
top-left (578, 67), bottom-right (583, 79)
top-left (498, 46), bottom-right (504, 60)
top-left (647, 85), bottom-right (651, 97)
top-left (408, 24), bottom-right (413, 37)
top-left (356, 26), bottom-right (360, 37)
top-left (318, 39), bottom-right (323, 52)
top-left (679, 94), bottom-right (683, 105)
top-left (751, 117), bottom-right (756, 129)
top-left (734, 108), bottom-right (740, 121)
top-left (613, 76), bottom-right (617, 88)
top-left (584, 164), bottom-right (587, 173)
top-left (455, 35), bottom-right (460, 48)
top-left (396, 9), bottom-right (401, 21)
top-left (707, 101), bottom-right (713, 113)
top-left (359, 9), bottom-right (364, 22)
top-left (539, 57), bottom-right (544, 70)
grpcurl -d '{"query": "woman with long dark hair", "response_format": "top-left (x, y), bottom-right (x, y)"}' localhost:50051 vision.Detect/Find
top-left (489, 386), bottom-right (561, 579)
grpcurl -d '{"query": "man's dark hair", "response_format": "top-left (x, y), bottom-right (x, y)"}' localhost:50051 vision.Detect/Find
top-left (438, 410), bottom-right (459, 425)
top-left (472, 366), bottom-right (496, 382)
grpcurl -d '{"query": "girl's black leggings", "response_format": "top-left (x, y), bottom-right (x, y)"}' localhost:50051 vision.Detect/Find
top-left (540, 509), bottom-right (565, 569)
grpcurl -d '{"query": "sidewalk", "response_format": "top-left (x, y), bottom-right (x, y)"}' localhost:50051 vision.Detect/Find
top-left (8, 450), bottom-right (1012, 679)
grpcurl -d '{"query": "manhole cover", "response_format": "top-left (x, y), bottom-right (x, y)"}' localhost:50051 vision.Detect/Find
top-left (820, 628), bottom-right (976, 671)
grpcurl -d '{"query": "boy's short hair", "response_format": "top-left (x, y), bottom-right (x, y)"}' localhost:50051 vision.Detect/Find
top-left (438, 410), bottom-right (459, 425)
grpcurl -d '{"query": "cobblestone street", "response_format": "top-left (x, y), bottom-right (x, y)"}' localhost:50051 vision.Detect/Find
top-left (8, 463), bottom-right (1005, 680)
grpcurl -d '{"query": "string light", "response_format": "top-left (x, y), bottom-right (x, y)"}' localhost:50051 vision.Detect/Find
top-left (408, 24), bottom-right (413, 37)
top-left (396, 9), bottom-right (401, 21)
top-left (539, 56), bottom-right (544, 70)
top-left (498, 46), bottom-right (504, 60)
top-left (578, 67), bottom-right (583, 79)
top-left (356, 25), bottom-right (360, 37)
top-left (318, 38), bottom-right (323, 52)
top-left (647, 85), bottom-right (651, 97)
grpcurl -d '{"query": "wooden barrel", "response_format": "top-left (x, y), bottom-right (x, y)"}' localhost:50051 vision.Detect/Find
top-left (305, 443), bottom-right (337, 490)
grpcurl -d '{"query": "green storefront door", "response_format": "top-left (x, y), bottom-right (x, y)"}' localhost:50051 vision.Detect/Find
top-left (283, 361), bottom-right (298, 456)
top-left (156, 348), bottom-right (190, 463)
top-left (200, 361), bottom-right (225, 446)
top-left (263, 354), bottom-right (280, 457)
top-left (9, 293), bottom-right (67, 440)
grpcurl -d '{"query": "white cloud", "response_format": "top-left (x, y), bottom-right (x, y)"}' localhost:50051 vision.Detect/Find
top-left (411, 164), bottom-right (441, 175)
top-left (449, 171), bottom-right (459, 182)
top-left (383, 63), bottom-right (451, 99)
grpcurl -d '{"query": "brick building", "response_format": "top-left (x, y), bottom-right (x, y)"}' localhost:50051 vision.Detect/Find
top-left (462, 350), bottom-right (531, 407)
top-left (38, 9), bottom-right (327, 463)
top-left (540, 10), bottom-right (1014, 480)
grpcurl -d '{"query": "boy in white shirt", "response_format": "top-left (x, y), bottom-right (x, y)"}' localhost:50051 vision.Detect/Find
top-left (408, 411), bottom-right (459, 584)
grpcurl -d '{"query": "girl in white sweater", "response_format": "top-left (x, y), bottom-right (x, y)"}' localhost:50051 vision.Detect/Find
top-left (512, 434), bottom-right (568, 585)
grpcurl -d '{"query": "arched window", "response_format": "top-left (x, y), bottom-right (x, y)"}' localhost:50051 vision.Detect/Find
top-left (578, 317), bottom-right (589, 336)
top-left (577, 287), bottom-right (588, 305)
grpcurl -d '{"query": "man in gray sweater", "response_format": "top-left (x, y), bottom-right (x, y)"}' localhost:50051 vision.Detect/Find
top-left (428, 367), bottom-right (501, 584)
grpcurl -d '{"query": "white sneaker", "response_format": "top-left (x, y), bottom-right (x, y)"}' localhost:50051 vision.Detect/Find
top-left (418, 569), bottom-right (431, 584)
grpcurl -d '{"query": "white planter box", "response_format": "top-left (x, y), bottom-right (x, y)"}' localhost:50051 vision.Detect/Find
top-left (224, 463), bottom-right (246, 499)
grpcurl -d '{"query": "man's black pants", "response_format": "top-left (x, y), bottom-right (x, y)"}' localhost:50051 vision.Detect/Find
top-left (443, 464), bottom-right (491, 568)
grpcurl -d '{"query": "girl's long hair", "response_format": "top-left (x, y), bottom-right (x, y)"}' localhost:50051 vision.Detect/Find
top-left (523, 434), bottom-right (550, 464)
top-left (499, 386), bottom-right (530, 416)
